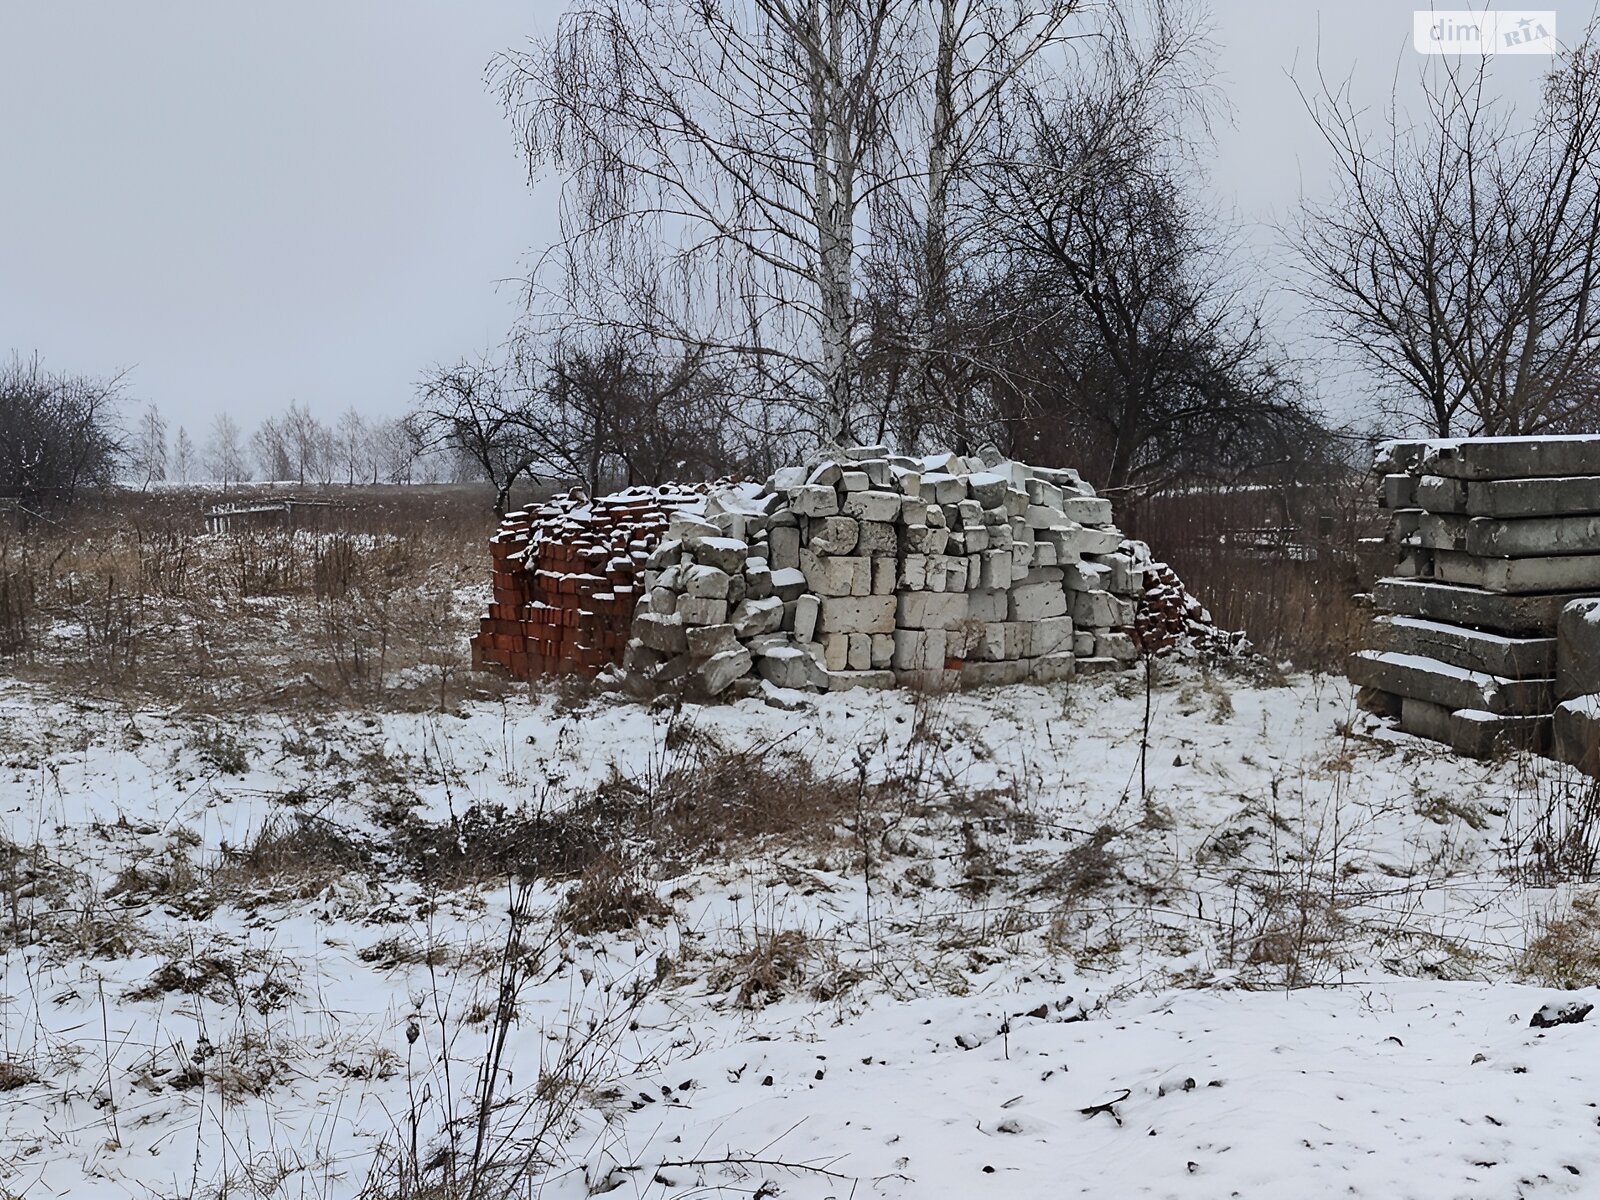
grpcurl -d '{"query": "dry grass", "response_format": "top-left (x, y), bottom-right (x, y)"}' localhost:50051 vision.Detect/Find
top-left (212, 814), bottom-right (374, 902)
top-left (706, 927), bottom-right (862, 1008)
top-left (554, 854), bottom-right (670, 937)
top-left (0, 482), bottom-right (515, 713)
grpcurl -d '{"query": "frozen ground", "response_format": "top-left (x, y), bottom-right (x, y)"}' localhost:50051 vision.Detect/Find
top-left (0, 663), bottom-right (1595, 1198)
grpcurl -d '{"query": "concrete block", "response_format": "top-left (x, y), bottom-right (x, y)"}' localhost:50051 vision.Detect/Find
top-left (847, 633), bottom-right (872, 670)
top-left (793, 593), bottom-right (820, 642)
top-left (698, 647), bottom-right (753, 695)
top-left (871, 556), bottom-right (896, 594)
top-left (808, 462), bottom-right (843, 487)
top-left (856, 520), bottom-right (898, 555)
top-left (1030, 651), bottom-right (1077, 683)
top-left (871, 632), bottom-right (894, 668)
top-left (897, 592), bottom-right (969, 630)
top-left (730, 596), bottom-right (785, 638)
top-left (807, 516), bottom-right (859, 555)
top-left (769, 525), bottom-right (801, 571)
top-left (1558, 599), bottom-right (1600, 700)
top-left (1070, 588), bottom-right (1123, 629)
top-left (902, 554), bottom-right (929, 590)
top-left (683, 564), bottom-right (731, 599)
top-left (1026, 478), bottom-right (1065, 508)
top-left (900, 497), bottom-right (930, 525)
top-left (817, 595), bottom-right (897, 635)
top-left (1432, 549), bottom-right (1600, 593)
top-left (675, 595), bottom-right (729, 626)
top-left (945, 557), bottom-right (972, 592)
top-left (1034, 615), bottom-right (1075, 657)
top-left (1347, 649), bottom-right (1553, 715)
top-left (1065, 526), bottom-right (1125, 555)
top-left (824, 668), bottom-right (896, 691)
top-left (820, 632), bottom-right (850, 671)
top-left (770, 567), bottom-right (808, 601)
top-left (649, 586), bottom-right (678, 615)
top-left (1095, 631), bottom-right (1139, 662)
top-left (1466, 475), bottom-right (1600, 517)
top-left (1073, 631), bottom-right (1095, 656)
top-left (893, 668), bottom-right (961, 691)
top-left (1074, 656), bottom-right (1124, 676)
top-left (844, 490), bottom-right (904, 522)
top-left (1061, 496), bottom-right (1115, 524)
top-left (967, 472), bottom-right (1009, 507)
top-left (892, 628), bottom-right (947, 671)
top-left (1372, 577), bottom-right (1585, 636)
top-left (962, 659), bottom-right (1030, 688)
top-left (1374, 614), bottom-right (1555, 679)
top-left (690, 536), bottom-right (748, 574)
top-left (1011, 542), bottom-right (1032, 581)
top-left (980, 549), bottom-right (1011, 589)
top-left (791, 484), bottom-right (839, 517)
top-left (1026, 504), bottom-right (1067, 529)
top-left (743, 561), bottom-right (773, 600)
top-left (1423, 435), bottom-right (1600, 481)
top-left (930, 473), bottom-right (968, 504)
top-left (840, 470), bottom-right (869, 492)
top-left (1065, 561), bottom-right (1111, 591)
top-left (903, 523), bottom-right (949, 555)
top-left (967, 588), bottom-right (1008, 622)
top-left (925, 555), bottom-right (947, 593)
top-left (965, 525), bottom-right (991, 552)
top-left (686, 623), bottom-right (739, 658)
top-left (800, 551), bottom-right (870, 597)
top-left (635, 612), bottom-right (688, 654)
top-left (757, 646), bottom-right (825, 690)
top-left (1009, 580), bottom-right (1069, 621)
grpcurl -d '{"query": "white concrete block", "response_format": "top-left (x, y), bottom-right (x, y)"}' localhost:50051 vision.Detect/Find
top-left (794, 593), bottom-right (820, 641)
top-left (817, 595), bottom-right (897, 635)
top-left (892, 627), bottom-right (947, 670)
top-left (843, 490), bottom-right (903, 522)
top-left (847, 633), bottom-right (872, 670)
top-left (1008, 580), bottom-right (1068, 621)
top-left (791, 484), bottom-right (840, 517)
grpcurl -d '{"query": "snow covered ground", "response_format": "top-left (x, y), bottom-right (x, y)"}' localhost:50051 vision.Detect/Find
top-left (0, 663), bottom-right (1595, 1198)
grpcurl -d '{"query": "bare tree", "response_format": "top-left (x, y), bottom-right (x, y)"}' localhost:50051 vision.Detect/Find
top-left (415, 357), bottom-right (540, 514)
top-left (205, 413), bottom-right (248, 488)
top-left (172, 426), bottom-right (195, 484)
top-left (130, 402), bottom-right (168, 488)
top-left (497, 1), bottom-right (1100, 441)
top-left (0, 354), bottom-right (125, 512)
top-left (335, 407), bottom-right (369, 485)
top-left (251, 415), bottom-right (292, 482)
top-left (1295, 32), bottom-right (1600, 436)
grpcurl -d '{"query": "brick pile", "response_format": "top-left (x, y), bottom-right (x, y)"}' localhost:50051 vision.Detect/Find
top-left (471, 448), bottom-right (1243, 697)
top-left (471, 485), bottom-right (708, 678)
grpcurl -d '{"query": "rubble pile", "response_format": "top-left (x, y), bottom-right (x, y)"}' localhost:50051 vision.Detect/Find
top-left (1352, 434), bottom-right (1600, 762)
top-left (473, 447), bottom-right (1239, 697)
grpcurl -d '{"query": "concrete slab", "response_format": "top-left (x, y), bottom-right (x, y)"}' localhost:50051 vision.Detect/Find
top-left (1373, 614), bottom-right (1556, 678)
top-left (1372, 577), bottom-right (1597, 635)
top-left (1557, 598), bottom-right (1600, 700)
top-left (1464, 513), bottom-right (1600, 558)
top-left (1399, 696), bottom-right (1455, 744)
top-left (1450, 709), bottom-right (1550, 758)
top-left (1382, 473), bottom-right (1418, 509)
top-left (1423, 435), bottom-right (1600, 481)
top-left (1416, 475), bottom-right (1467, 513)
top-left (1411, 512), bottom-right (1470, 552)
top-left (1552, 696), bottom-right (1600, 775)
top-left (1347, 649), bottom-right (1553, 715)
top-left (1431, 549), bottom-right (1600, 593)
top-left (1466, 475), bottom-right (1600, 517)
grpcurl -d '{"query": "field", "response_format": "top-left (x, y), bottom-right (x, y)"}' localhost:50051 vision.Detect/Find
top-left (1, 486), bottom-right (1597, 1199)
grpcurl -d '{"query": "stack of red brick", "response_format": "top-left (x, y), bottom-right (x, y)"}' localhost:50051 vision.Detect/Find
top-left (471, 485), bottom-right (706, 679)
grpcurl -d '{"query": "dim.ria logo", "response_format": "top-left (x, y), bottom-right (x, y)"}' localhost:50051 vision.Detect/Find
top-left (1412, 9), bottom-right (1556, 54)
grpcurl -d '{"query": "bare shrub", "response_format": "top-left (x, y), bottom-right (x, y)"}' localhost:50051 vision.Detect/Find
top-left (707, 927), bottom-right (859, 1009)
top-left (213, 814), bottom-right (372, 902)
top-left (1506, 771), bottom-right (1600, 885)
top-left (554, 854), bottom-right (668, 937)
top-left (1521, 892), bottom-right (1600, 989)
top-left (0, 1059), bottom-right (39, 1091)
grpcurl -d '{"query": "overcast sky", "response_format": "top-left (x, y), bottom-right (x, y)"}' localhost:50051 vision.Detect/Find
top-left (0, 1), bottom-right (1593, 437)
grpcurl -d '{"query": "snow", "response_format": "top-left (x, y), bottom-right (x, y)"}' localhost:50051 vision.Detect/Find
top-left (0, 668), bottom-right (1595, 1197)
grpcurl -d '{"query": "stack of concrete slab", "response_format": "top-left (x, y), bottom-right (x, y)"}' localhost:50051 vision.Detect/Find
top-left (1351, 435), bottom-right (1600, 758)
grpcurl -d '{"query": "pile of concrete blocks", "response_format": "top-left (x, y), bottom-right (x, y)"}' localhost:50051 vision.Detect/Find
top-left (1350, 434), bottom-right (1600, 759)
top-left (622, 447), bottom-right (1175, 698)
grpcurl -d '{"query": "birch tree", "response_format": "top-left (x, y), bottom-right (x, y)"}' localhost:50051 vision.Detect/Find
top-left (496, 0), bottom-right (1095, 443)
